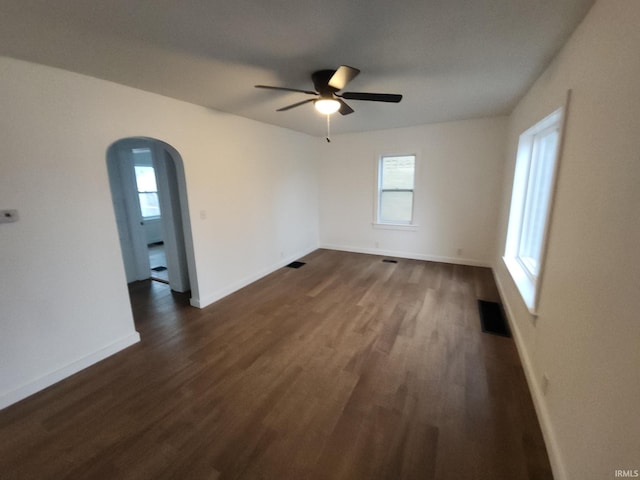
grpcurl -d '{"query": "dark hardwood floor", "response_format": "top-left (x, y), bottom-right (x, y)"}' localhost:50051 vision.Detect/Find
top-left (0, 249), bottom-right (552, 479)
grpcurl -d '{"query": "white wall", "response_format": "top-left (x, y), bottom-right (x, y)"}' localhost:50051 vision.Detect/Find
top-left (143, 219), bottom-right (163, 245)
top-left (318, 118), bottom-right (507, 266)
top-left (493, 1), bottom-right (640, 479)
top-left (0, 56), bottom-right (319, 409)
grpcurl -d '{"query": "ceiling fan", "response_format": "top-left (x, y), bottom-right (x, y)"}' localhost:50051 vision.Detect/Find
top-left (255, 65), bottom-right (402, 116)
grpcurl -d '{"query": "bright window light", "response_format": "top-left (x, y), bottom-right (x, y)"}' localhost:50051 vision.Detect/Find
top-left (132, 148), bottom-right (161, 219)
top-left (376, 154), bottom-right (416, 225)
top-left (504, 107), bottom-right (564, 314)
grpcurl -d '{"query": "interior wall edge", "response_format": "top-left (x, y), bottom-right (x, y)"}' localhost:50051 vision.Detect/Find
top-left (492, 266), bottom-right (567, 480)
top-left (190, 244), bottom-right (319, 309)
top-left (320, 244), bottom-right (492, 268)
top-left (0, 332), bottom-right (141, 411)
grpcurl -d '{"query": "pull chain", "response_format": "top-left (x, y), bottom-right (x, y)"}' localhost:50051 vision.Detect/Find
top-left (326, 114), bottom-right (331, 143)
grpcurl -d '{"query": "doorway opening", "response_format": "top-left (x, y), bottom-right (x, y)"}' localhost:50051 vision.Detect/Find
top-left (131, 149), bottom-right (168, 283)
top-left (106, 138), bottom-right (198, 301)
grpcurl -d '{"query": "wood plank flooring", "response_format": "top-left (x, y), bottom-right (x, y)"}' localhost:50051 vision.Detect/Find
top-left (0, 249), bottom-right (553, 479)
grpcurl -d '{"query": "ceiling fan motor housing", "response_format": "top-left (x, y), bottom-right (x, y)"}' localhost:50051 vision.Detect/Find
top-left (312, 70), bottom-right (339, 98)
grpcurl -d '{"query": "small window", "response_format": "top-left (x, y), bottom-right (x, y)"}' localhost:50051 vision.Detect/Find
top-left (132, 148), bottom-right (161, 219)
top-left (504, 108), bottom-right (564, 313)
top-left (377, 154), bottom-right (416, 225)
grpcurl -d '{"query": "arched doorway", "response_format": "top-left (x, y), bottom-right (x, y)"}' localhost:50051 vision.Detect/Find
top-left (106, 138), bottom-right (197, 297)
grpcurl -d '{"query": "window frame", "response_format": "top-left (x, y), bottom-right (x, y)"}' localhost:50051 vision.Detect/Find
top-left (503, 104), bottom-right (567, 315)
top-left (374, 153), bottom-right (418, 228)
top-left (132, 150), bottom-right (162, 221)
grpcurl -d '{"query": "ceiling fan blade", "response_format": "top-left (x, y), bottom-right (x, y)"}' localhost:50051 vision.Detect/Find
top-left (255, 85), bottom-right (317, 95)
top-left (341, 92), bottom-right (403, 103)
top-left (328, 65), bottom-right (360, 91)
top-left (338, 99), bottom-right (354, 115)
top-left (276, 98), bottom-right (315, 111)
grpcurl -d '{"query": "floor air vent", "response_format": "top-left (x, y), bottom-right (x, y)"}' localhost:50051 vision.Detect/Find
top-left (286, 261), bottom-right (306, 269)
top-left (382, 259), bottom-right (398, 264)
top-left (478, 300), bottom-right (511, 337)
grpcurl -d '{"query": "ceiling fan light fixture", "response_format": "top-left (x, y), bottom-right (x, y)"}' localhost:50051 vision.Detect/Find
top-left (256, 65), bottom-right (402, 118)
top-left (314, 98), bottom-right (340, 115)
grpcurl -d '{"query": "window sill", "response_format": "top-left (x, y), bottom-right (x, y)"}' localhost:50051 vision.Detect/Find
top-left (372, 222), bottom-right (419, 232)
top-left (503, 256), bottom-right (538, 316)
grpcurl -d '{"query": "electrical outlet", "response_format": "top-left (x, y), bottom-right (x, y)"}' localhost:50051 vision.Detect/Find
top-left (456, 248), bottom-right (463, 256)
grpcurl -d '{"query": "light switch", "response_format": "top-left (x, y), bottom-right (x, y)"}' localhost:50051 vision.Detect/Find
top-left (0, 210), bottom-right (19, 223)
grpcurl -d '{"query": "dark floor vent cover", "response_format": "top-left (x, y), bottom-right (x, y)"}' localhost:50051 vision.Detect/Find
top-left (151, 266), bottom-right (168, 272)
top-left (286, 261), bottom-right (306, 269)
top-left (478, 300), bottom-right (511, 337)
top-left (382, 259), bottom-right (398, 263)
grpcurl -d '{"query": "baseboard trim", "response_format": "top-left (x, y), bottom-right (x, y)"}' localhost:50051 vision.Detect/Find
top-left (191, 246), bottom-right (318, 309)
top-left (493, 269), bottom-right (567, 480)
top-left (190, 244), bottom-right (489, 309)
top-left (320, 243), bottom-right (492, 268)
top-left (0, 331), bottom-right (141, 411)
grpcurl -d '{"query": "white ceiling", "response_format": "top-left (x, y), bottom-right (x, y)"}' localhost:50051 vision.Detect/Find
top-left (0, 0), bottom-right (595, 137)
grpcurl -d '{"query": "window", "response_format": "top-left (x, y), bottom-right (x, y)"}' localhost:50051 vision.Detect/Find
top-left (132, 148), bottom-right (161, 219)
top-left (376, 154), bottom-right (416, 225)
top-left (504, 108), bottom-right (564, 314)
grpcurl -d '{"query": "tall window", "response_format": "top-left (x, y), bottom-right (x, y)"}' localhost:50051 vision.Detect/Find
top-left (504, 108), bottom-right (564, 313)
top-left (132, 148), bottom-right (161, 219)
top-left (377, 154), bottom-right (416, 225)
